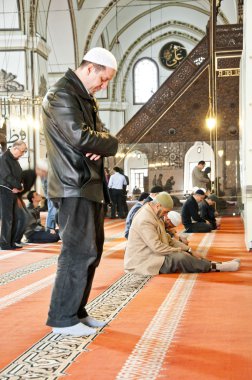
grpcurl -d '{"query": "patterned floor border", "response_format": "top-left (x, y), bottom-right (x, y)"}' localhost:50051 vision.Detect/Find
top-left (0, 235), bottom-right (125, 286)
top-left (116, 233), bottom-right (215, 380)
top-left (0, 273), bottom-right (151, 380)
top-left (0, 258), bottom-right (57, 286)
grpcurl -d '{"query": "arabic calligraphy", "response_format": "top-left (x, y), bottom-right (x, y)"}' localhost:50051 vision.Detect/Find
top-left (159, 42), bottom-right (187, 70)
top-left (7, 128), bottom-right (27, 144)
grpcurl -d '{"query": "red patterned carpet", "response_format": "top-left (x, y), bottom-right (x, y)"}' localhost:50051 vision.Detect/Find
top-left (0, 216), bottom-right (251, 380)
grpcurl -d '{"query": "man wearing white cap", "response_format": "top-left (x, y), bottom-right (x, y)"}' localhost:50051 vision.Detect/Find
top-left (42, 47), bottom-right (118, 336)
top-left (124, 192), bottom-right (240, 275)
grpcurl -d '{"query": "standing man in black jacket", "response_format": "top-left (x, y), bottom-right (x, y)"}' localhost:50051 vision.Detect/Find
top-left (181, 189), bottom-right (212, 233)
top-left (0, 140), bottom-right (27, 250)
top-left (42, 47), bottom-right (118, 337)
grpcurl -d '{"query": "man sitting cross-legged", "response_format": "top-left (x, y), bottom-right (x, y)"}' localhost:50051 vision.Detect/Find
top-left (24, 191), bottom-right (60, 243)
top-left (124, 192), bottom-right (240, 276)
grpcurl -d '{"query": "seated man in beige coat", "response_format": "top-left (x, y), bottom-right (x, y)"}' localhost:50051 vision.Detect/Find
top-left (124, 192), bottom-right (240, 275)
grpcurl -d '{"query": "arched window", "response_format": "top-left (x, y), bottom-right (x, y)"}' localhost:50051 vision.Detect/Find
top-left (133, 58), bottom-right (159, 104)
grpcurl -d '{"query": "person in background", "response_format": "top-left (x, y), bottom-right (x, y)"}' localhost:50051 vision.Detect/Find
top-left (164, 176), bottom-right (175, 193)
top-left (36, 159), bottom-right (58, 229)
top-left (124, 192), bottom-right (240, 275)
top-left (144, 185), bottom-right (163, 203)
top-left (181, 189), bottom-right (213, 233)
top-left (132, 185), bottom-right (141, 197)
top-left (192, 161), bottom-right (209, 189)
top-left (124, 191), bottom-right (149, 239)
top-left (104, 167), bottom-right (110, 184)
top-left (0, 140), bottom-right (27, 250)
top-left (103, 167), bottom-right (111, 217)
top-left (108, 166), bottom-right (127, 219)
top-left (152, 174), bottom-right (157, 187)
top-left (200, 194), bottom-right (220, 230)
top-left (118, 167), bottom-right (129, 217)
top-left (203, 167), bottom-right (212, 192)
top-left (156, 173), bottom-right (163, 188)
top-left (125, 186), bottom-right (163, 239)
top-left (42, 47), bottom-right (118, 336)
top-left (24, 191), bottom-right (60, 243)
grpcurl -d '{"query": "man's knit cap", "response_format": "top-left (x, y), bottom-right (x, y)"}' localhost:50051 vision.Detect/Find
top-left (195, 189), bottom-right (205, 195)
top-left (155, 192), bottom-right (174, 209)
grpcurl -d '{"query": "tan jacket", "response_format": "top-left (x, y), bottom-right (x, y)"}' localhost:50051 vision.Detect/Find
top-left (124, 203), bottom-right (188, 275)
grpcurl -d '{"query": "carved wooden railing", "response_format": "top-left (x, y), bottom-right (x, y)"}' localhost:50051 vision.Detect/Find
top-left (116, 24), bottom-right (243, 145)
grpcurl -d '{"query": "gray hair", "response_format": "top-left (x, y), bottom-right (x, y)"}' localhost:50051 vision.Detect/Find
top-left (12, 140), bottom-right (26, 148)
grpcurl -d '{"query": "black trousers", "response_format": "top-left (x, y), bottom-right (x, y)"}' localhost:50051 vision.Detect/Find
top-left (109, 188), bottom-right (124, 218)
top-left (0, 187), bottom-right (19, 248)
top-left (46, 197), bottom-right (104, 327)
top-left (13, 202), bottom-right (30, 243)
top-left (185, 222), bottom-right (212, 233)
top-left (27, 230), bottom-right (60, 243)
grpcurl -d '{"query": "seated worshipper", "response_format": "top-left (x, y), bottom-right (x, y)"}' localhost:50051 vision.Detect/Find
top-left (24, 191), bottom-right (60, 243)
top-left (124, 192), bottom-right (240, 275)
top-left (200, 194), bottom-right (220, 230)
top-left (36, 159), bottom-right (58, 228)
top-left (125, 186), bottom-right (163, 239)
top-left (203, 167), bottom-right (212, 192)
top-left (181, 189), bottom-right (212, 233)
top-left (124, 192), bottom-right (149, 239)
top-left (143, 185), bottom-right (163, 203)
top-left (164, 211), bottom-right (189, 245)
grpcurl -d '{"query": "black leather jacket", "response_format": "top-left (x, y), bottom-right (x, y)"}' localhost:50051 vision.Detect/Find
top-left (0, 149), bottom-right (23, 190)
top-left (42, 69), bottom-right (118, 203)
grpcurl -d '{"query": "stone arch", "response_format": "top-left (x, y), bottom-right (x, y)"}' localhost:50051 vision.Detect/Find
top-left (184, 141), bottom-right (215, 193)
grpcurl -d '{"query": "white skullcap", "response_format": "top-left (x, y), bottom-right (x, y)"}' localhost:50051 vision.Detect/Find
top-left (83, 47), bottom-right (117, 70)
top-left (167, 211), bottom-right (181, 227)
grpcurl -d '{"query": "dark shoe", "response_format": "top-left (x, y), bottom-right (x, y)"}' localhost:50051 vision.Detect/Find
top-left (10, 243), bottom-right (22, 249)
top-left (13, 242), bottom-right (26, 248)
top-left (1, 245), bottom-right (17, 250)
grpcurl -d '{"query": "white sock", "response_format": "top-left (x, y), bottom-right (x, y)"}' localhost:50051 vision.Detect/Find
top-left (215, 259), bottom-right (240, 272)
top-left (52, 322), bottom-right (96, 336)
top-left (232, 258), bottom-right (241, 263)
top-left (80, 316), bottom-right (107, 328)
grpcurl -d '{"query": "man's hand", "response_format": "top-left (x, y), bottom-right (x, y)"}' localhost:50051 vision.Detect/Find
top-left (50, 229), bottom-right (56, 234)
top-left (179, 236), bottom-right (188, 245)
top-left (12, 188), bottom-right (21, 193)
top-left (85, 153), bottom-right (101, 161)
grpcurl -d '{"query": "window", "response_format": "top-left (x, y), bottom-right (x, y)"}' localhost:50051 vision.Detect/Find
top-left (133, 58), bottom-right (158, 104)
top-left (0, 0), bottom-right (20, 30)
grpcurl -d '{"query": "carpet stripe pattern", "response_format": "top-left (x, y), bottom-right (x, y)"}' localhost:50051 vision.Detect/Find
top-left (116, 233), bottom-right (215, 379)
top-left (0, 216), bottom-right (251, 380)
